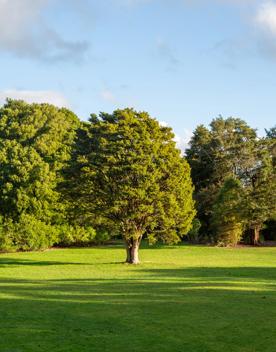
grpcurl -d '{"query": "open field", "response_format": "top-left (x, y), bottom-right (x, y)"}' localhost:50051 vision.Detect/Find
top-left (1, 244), bottom-right (276, 352)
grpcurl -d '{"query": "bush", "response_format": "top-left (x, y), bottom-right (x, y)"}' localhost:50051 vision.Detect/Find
top-left (0, 216), bottom-right (114, 252)
top-left (0, 217), bottom-right (16, 252)
top-left (57, 224), bottom-right (96, 246)
top-left (216, 223), bottom-right (243, 247)
top-left (0, 214), bottom-right (59, 252)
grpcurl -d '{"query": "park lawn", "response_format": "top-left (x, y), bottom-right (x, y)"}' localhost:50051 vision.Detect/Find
top-left (0, 245), bottom-right (276, 352)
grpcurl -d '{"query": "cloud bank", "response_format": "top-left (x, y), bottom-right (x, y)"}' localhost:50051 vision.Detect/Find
top-left (254, 1), bottom-right (276, 59)
top-left (0, 0), bottom-right (89, 62)
top-left (0, 89), bottom-right (70, 108)
top-left (256, 1), bottom-right (276, 35)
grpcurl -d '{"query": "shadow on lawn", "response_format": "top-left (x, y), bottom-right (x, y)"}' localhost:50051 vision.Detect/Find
top-left (0, 258), bottom-right (76, 267)
top-left (141, 266), bottom-right (276, 281)
top-left (0, 257), bottom-right (121, 267)
top-left (1, 266), bottom-right (276, 351)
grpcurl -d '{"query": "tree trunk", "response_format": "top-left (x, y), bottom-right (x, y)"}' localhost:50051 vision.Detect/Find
top-left (252, 226), bottom-right (261, 246)
top-left (125, 241), bottom-right (131, 263)
top-left (125, 237), bottom-right (141, 264)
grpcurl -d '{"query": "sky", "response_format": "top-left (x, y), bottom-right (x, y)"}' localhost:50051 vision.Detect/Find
top-left (0, 0), bottom-right (276, 149)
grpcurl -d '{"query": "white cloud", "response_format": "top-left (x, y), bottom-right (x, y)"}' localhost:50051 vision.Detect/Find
top-left (159, 120), bottom-right (169, 127)
top-left (252, 1), bottom-right (276, 60)
top-left (256, 1), bottom-right (276, 35)
top-left (0, 0), bottom-right (88, 62)
top-left (174, 129), bottom-right (193, 154)
top-left (158, 119), bottom-right (192, 154)
top-left (0, 89), bottom-right (70, 108)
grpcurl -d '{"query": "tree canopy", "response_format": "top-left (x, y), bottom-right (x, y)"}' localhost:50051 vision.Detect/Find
top-left (0, 100), bottom-right (79, 250)
top-left (186, 116), bottom-right (276, 245)
top-left (0, 99), bottom-right (275, 255)
top-left (67, 109), bottom-right (195, 263)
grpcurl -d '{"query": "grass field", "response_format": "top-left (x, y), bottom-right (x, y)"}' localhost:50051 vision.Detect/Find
top-left (1, 244), bottom-right (276, 352)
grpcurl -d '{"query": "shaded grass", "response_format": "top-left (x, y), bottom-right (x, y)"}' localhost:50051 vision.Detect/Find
top-left (0, 245), bottom-right (276, 351)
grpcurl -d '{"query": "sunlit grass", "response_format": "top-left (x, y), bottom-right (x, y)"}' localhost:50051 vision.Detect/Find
top-left (1, 244), bottom-right (276, 351)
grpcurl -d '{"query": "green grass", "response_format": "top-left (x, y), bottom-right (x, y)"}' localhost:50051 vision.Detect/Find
top-left (1, 244), bottom-right (276, 352)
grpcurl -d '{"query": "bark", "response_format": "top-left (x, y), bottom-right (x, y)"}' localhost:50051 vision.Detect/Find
top-left (252, 226), bottom-right (261, 246)
top-left (125, 237), bottom-right (141, 264)
top-left (125, 241), bottom-right (131, 263)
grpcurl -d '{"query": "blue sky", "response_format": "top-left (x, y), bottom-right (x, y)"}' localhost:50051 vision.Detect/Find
top-left (0, 0), bottom-right (276, 148)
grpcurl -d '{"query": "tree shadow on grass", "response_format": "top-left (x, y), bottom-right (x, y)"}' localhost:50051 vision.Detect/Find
top-left (0, 257), bottom-right (122, 267)
top-left (1, 266), bottom-right (276, 351)
top-left (141, 266), bottom-right (276, 281)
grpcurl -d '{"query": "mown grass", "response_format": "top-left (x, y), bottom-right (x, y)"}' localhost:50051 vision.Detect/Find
top-left (1, 244), bottom-right (276, 352)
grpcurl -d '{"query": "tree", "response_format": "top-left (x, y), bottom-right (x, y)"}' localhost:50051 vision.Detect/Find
top-left (265, 126), bottom-right (276, 168)
top-left (186, 117), bottom-right (275, 245)
top-left (68, 109), bottom-right (195, 263)
top-left (186, 117), bottom-right (257, 240)
top-left (242, 138), bottom-right (276, 245)
top-left (185, 124), bottom-right (213, 192)
top-left (0, 99), bottom-right (79, 250)
top-left (185, 125), bottom-right (213, 236)
top-left (263, 127), bottom-right (276, 240)
top-left (212, 177), bottom-right (244, 246)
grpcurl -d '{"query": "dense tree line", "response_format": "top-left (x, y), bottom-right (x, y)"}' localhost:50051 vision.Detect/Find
top-left (0, 100), bottom-right (275, 257)
top-left (0, 100), bottom-right (195, 262)
top-left (186, 117), bottom-right (276, 246)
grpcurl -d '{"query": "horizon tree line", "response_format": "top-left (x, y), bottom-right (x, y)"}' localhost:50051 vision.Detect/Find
top-left (0, 99), bottom-right (275, 261)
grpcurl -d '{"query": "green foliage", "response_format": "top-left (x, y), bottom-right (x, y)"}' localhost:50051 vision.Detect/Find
top-left (187, 218), bottom-right (202, 243)
top-left (0, 217), bottom-right (15, 252)
top-left (57, 224), bottom-right (96, 246)
top-left (266, 126), bottom-right (276, 139)
top-left (67, 109), bottom-right (195, 262)
top-left (94, 229), bottom-right (112, 244)
top-left (186, 116), bottom-right (275, 243)
top-left (3, 99), bottom-right (274, 252)
top-left (0, 101), bottom-right (194, 254)
top-left (0, 99), bottom-right (79, 170)
top-left (0, 214), bottom-right (59, 252)
top-left (0, 99), bottom-right (79, 251)
top-left (242, 138), bottom-right (276, 241)
top-left (0, 139), bottom-right (58, 221)
top-left (185, 124), bottom-right (213, 191)
top-left (212, 178), bottom-right (244, 246)
top-left (186, 117), bottom-right (257, 190)
top-left (186, 117), bottom-right (256, 238)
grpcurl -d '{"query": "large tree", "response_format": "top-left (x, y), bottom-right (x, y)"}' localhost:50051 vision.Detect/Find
top-left (68, 109), bottom-right (195, 263)
top-left (0, 100), bottom-right (79, 249)
top-left (186, 117), bottom-right (257, 240)
top-left (186, 117), bottom-right (276, 245)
